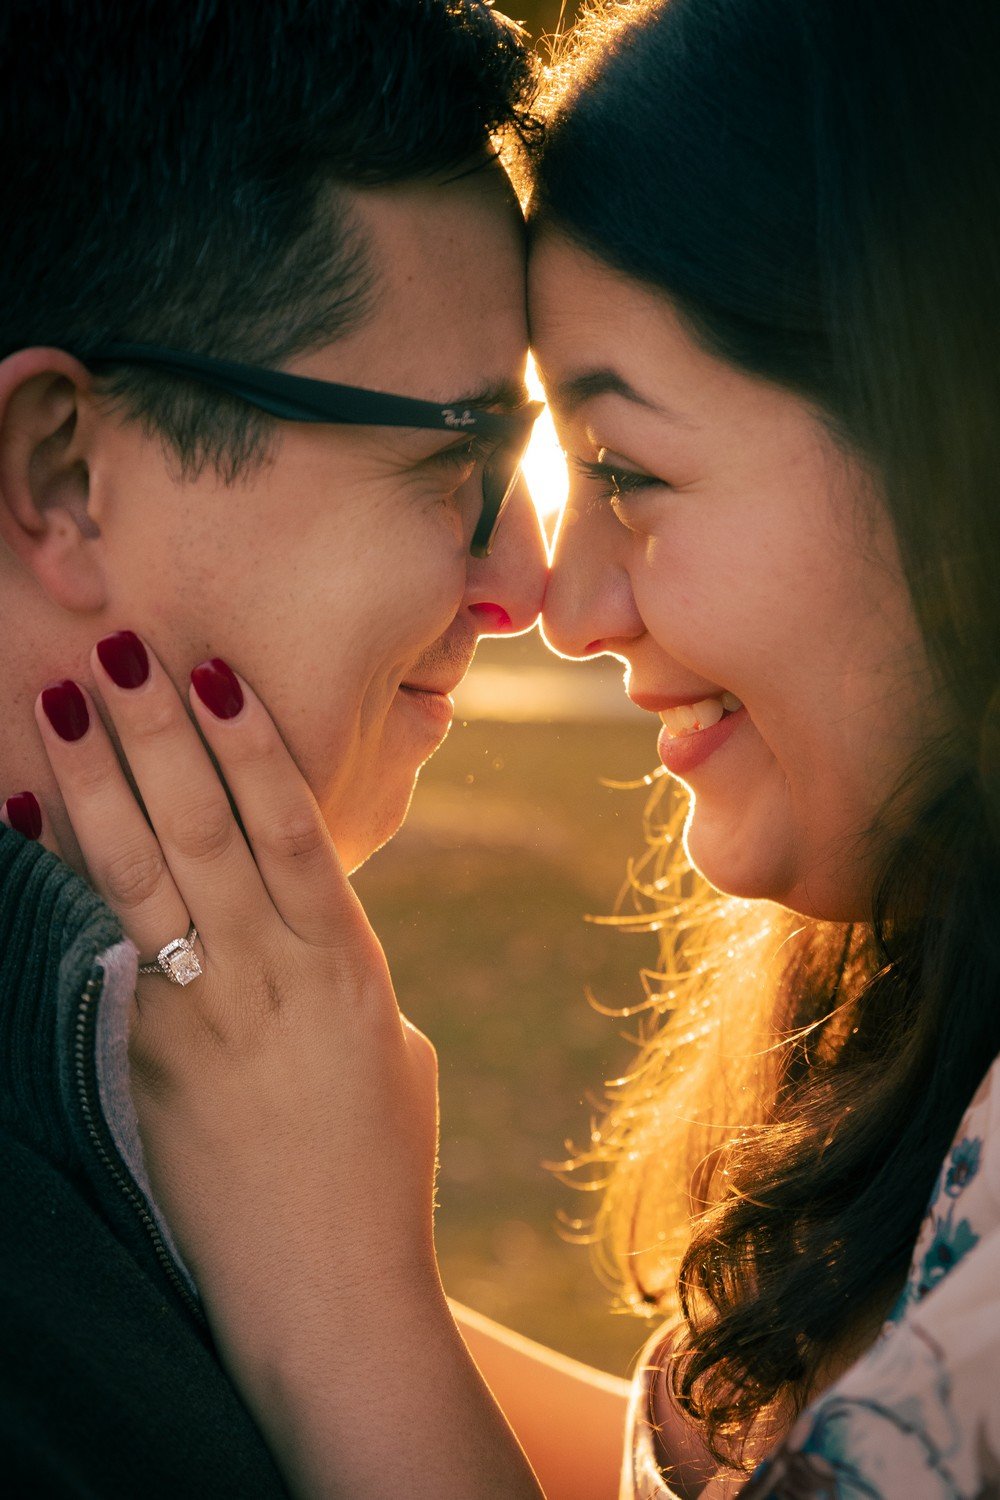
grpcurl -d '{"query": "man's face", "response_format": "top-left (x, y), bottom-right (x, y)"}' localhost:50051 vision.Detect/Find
top-left (84, 169), bottom-right (547, 870)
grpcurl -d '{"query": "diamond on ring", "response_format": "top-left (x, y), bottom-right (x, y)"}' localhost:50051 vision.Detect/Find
top-left (138, 924), bottom-right (202, 985)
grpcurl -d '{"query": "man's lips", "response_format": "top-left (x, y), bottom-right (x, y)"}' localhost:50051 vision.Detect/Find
top-left (395, 678), bottom-right (459, 733)
top-left (399, 656), bottom-right (475, 698)
top-left (398, 677), bottom-right (461, 698)
top-left (397, 627), bottom-right (478, 705)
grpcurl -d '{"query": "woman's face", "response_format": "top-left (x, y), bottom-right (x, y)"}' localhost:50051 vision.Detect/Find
top-left (532, 230), bottom-right (941, 920)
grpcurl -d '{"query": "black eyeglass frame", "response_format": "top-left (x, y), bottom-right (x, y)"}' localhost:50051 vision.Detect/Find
top-left (78, 342), bottom-right (543, 558)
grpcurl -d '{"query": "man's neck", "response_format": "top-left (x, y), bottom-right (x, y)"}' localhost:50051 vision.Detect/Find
top-left (0, 573), bottom-right (95, 876)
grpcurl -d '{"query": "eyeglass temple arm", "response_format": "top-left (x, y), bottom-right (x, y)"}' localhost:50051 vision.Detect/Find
top-left (83, 343), bottom-right (539, 436)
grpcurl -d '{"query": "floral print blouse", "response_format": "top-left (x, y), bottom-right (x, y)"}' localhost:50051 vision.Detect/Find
top-left (624, 1055), bottom-right (1000, 1499)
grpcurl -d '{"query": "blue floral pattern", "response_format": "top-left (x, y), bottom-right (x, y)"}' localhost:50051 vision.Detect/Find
top-left (889, 1136), bottom-right (984, 1323)
top-left (741, 1327), bottom-right (966, 1499)
top-left (944, 1138), bottom-right (982, 1199)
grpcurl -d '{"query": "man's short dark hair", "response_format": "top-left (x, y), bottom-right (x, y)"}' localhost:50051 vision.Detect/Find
top-left (2, 0), bottom-right (537, 480)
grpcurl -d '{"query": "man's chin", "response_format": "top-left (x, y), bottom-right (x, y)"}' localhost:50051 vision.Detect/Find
top-left (335, 773), bottom-right (421, 876)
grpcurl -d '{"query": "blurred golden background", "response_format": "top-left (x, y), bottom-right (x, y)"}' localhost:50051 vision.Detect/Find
top-left (354, 0), bottom-right (667, 1380)
top-left (515, 0), bottom-right (580, 50)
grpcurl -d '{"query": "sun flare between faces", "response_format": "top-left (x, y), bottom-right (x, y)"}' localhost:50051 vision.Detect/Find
top-left (523, 355), bottom-right (568, 533)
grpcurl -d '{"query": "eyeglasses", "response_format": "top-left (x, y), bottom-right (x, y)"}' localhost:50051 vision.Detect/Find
top-left (79, 342), bottom-right (543, 558)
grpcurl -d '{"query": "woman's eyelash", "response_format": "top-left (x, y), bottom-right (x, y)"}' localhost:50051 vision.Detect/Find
top-left (569, 455), bottom-right (655, 500)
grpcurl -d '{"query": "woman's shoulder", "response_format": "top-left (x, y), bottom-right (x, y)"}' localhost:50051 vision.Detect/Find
top-left (624, 1053), bottom-right (1000, 1499)
top-left (739, 1053), bottom-right (1000, 1497)
top-left (623, 1322), bottom-right (687, 1500)
top-left (625, 1317), bottom-right (743, 1500)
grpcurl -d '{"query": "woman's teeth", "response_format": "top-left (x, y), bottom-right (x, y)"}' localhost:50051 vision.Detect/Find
top-left (660, 691), bottom-right (744, 740)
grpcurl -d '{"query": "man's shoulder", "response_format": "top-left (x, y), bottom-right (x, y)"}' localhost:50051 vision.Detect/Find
top-left (0, 1127), bottom-right (290, 1499)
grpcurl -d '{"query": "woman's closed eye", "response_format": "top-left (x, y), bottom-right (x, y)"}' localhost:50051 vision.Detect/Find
top-left (568, 448), bottom-right (663, 514)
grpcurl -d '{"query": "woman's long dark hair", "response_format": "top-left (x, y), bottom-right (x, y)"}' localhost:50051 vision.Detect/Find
top-left (534, 0), bottom-right (1000, 1467)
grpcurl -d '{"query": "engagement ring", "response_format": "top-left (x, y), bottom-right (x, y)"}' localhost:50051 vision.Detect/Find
top-left (137, 923), bottom-right (202, 986)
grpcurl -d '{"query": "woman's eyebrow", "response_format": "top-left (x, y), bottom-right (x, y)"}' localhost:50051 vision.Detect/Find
top-left (548, 367), bottom-right (696, 426)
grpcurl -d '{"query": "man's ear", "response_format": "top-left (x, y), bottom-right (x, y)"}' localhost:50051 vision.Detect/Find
top-left (0, 347), bottom-right (109, 613)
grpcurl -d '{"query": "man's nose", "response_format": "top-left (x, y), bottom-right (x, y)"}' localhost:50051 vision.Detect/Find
top-left (541, 501), bottom-right (644, 659)
top-left (465, 476), bottom-right (548, 633)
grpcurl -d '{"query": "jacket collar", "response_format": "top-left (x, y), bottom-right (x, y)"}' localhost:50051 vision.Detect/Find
top-left (0, 823), bottom-right (203, 1326)
top-left (0, 824), bottom-right (121, 1169)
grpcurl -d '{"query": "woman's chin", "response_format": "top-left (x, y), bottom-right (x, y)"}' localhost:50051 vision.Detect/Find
top-left (684, 810), bottom-right (870, 921)
top-left (681, 799), bottom-right (799, 906)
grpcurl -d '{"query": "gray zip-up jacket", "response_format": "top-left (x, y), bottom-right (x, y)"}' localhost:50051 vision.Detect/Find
top-left (0, 823), bottom-right (289, 1497)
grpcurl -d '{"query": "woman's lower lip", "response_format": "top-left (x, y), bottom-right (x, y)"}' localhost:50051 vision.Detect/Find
top-left (396, 684), bottom-right (455, 731)
top-left (657, 705), bottom-right (747, 775)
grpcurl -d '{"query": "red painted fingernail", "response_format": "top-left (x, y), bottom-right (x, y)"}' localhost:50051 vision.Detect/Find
top-left (41, 680), bottom-right (90, 741)
top-left (191, 658), bottom-right (244, 720)
top-left (470, 602), bottom-right (513, 632)
top-left (3, 791), bottom-right (42, 841)
top-left (96, 630), bottom-right (150, 689)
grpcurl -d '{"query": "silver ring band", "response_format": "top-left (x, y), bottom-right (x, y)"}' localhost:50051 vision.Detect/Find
top-left (137, 922), bottom-right (202, 986)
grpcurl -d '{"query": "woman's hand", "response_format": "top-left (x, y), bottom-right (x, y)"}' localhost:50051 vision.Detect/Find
top-left (35, 640), bottom-right (439, 1321)
top-left (8, 632), bottom-right (543, 1500)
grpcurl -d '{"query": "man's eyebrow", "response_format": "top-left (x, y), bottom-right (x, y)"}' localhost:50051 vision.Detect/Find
top-left (548, 368), bottom-right (695, 426)
top-left (442, 378), bottom-right (531, 413)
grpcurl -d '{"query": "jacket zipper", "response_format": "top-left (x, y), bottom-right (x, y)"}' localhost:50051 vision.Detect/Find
top-left (74, 971), bottom-right (207, 1330)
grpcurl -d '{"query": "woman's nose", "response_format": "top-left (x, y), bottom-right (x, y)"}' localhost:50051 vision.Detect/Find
top-left (541, 500), bottom-right (644, 659)
top-left (466, 476), bottom-right (548, 633)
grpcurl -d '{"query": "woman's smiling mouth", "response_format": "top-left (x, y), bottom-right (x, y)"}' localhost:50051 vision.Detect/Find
top-left (658, 690), bottom-right (743, 740)
top-left (656, 702), bottom-right (747, 776)
top-left (626, 686), bottom-right (748, 777)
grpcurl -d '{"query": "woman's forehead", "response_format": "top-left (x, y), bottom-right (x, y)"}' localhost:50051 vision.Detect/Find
top-left (527, 240), bottom-right (724, 425)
